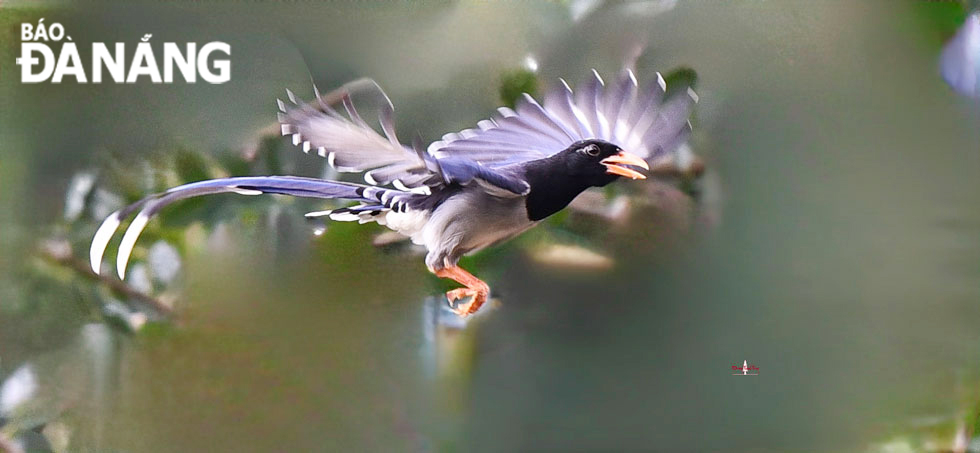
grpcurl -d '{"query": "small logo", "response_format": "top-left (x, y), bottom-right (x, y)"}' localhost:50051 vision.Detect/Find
top-left (731, 360), bottom-right (759, 376)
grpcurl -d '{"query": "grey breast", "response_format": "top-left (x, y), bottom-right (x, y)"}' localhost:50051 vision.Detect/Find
top-left (422, 186), bottom-right (537, 268)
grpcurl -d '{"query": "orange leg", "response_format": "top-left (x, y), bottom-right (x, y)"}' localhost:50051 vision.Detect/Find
top-left (434, 265), bottom-right (490, 317)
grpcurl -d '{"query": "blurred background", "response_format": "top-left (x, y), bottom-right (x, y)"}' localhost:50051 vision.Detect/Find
top-left (2, 1), bottom-right (980, 451)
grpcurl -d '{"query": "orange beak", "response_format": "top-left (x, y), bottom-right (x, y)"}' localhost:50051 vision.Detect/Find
top-left (601, 151), bottom-right (650, 180)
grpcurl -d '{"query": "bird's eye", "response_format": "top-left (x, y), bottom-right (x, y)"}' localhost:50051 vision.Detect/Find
top-left (581, 144), bottom-right (600, 156)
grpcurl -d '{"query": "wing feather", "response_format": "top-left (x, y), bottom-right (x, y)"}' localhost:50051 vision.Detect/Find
top-left (543, 79), bottom-right (591, 139)
top-left (575, 70), bottom-right (605, 137)
top-left (516, 93), bottom-right (577, 142)
top-left (281, 68), bottom-right (698, 189)
top-left (427, 68), bottom-right (697, 168)
top-left (278, 79), bottom-right (442, 189)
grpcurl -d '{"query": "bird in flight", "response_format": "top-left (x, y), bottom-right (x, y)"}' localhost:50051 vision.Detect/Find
top-left (90, 67), bottom-right (698, 316)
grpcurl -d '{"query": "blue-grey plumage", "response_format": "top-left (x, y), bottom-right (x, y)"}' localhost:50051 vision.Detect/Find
top-left (90, 67), bottom-right (697, 316)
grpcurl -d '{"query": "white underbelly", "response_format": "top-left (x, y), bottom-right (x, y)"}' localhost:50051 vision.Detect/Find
top-left (383, 210), bottom-right (430, 245)
top-left (419, 190), bottom-right (536, 257)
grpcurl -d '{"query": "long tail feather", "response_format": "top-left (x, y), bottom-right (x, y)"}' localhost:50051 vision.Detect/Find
top-left (90, 176), bottom-right (380, 279)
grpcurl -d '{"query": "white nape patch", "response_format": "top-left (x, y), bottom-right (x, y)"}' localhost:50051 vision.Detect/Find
top-left (302, 141), bottom-right (311, 153)
top-left (90, 211), bottom-right (122, 273)
top-left (280, 124), bottom-right (293, 136)
top-left (292, 133), bottom-right (302, 146)
top-left (364, 172), bottom-right (378, 185)
top-left (116, 209), bottom-right (152, 279)
top-left (231, 188), bottom-right (262, 196)
top-left (656, 72), bottom-right (666, 91)
top-left (687, 87), bottom-right (700, 103)
top-left (305, 210), bottom-right (332, 218)
top-left (317, 146), bottom-right (327, 157)
top-left (327, 152), bottom-right (336, 167)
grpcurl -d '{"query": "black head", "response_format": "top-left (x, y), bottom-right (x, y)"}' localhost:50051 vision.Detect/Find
top-left (555, 139), bottom-right (650, 188)
top-left (523, 139), bottom-right (650, 221)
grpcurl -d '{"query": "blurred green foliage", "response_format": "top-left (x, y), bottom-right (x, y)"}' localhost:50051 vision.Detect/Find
top-left (498, 69), bottom-right (539, 109)
top-left (912, 0), bottom-right (969, 46)
top-left (663, 67), bottom-right (698, 94)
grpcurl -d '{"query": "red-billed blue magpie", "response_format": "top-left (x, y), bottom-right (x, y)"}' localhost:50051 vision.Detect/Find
top-left (90, 67), bottom-right (698, 316)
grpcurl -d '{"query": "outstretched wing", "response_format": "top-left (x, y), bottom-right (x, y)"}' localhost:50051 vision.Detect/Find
top-left (278, 79), bottom-right (528, 194)
top-left (278, 79), bottom-right (440, 191)
top-left (279, 69), bottom-right (696, 192)
top-left (428, 69), bottom-right (697, 169)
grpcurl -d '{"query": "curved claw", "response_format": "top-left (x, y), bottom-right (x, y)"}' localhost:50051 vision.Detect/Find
top-left (445, 287), bottom-right (472, 303)
top-left (435, 265), bottom-right (490, 317)
top-left (445, 287), bottom-right (487, 317)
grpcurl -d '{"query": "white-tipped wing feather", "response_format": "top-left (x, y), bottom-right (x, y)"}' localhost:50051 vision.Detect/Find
top-left (278, 79), bottom-right (440, 189)
top-left (281, 69), bottom-right (696, 185)
top-left (427, 69), bottom-right (697, 167)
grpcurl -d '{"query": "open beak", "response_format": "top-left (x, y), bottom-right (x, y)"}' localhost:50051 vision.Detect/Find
top-left (601, 151), bottom-right (650, 180)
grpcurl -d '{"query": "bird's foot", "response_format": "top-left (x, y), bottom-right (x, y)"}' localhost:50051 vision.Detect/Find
top-left (446, 287), bottom-right (487, 317)
top-left (434, 265), bottom-right (491, 317)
